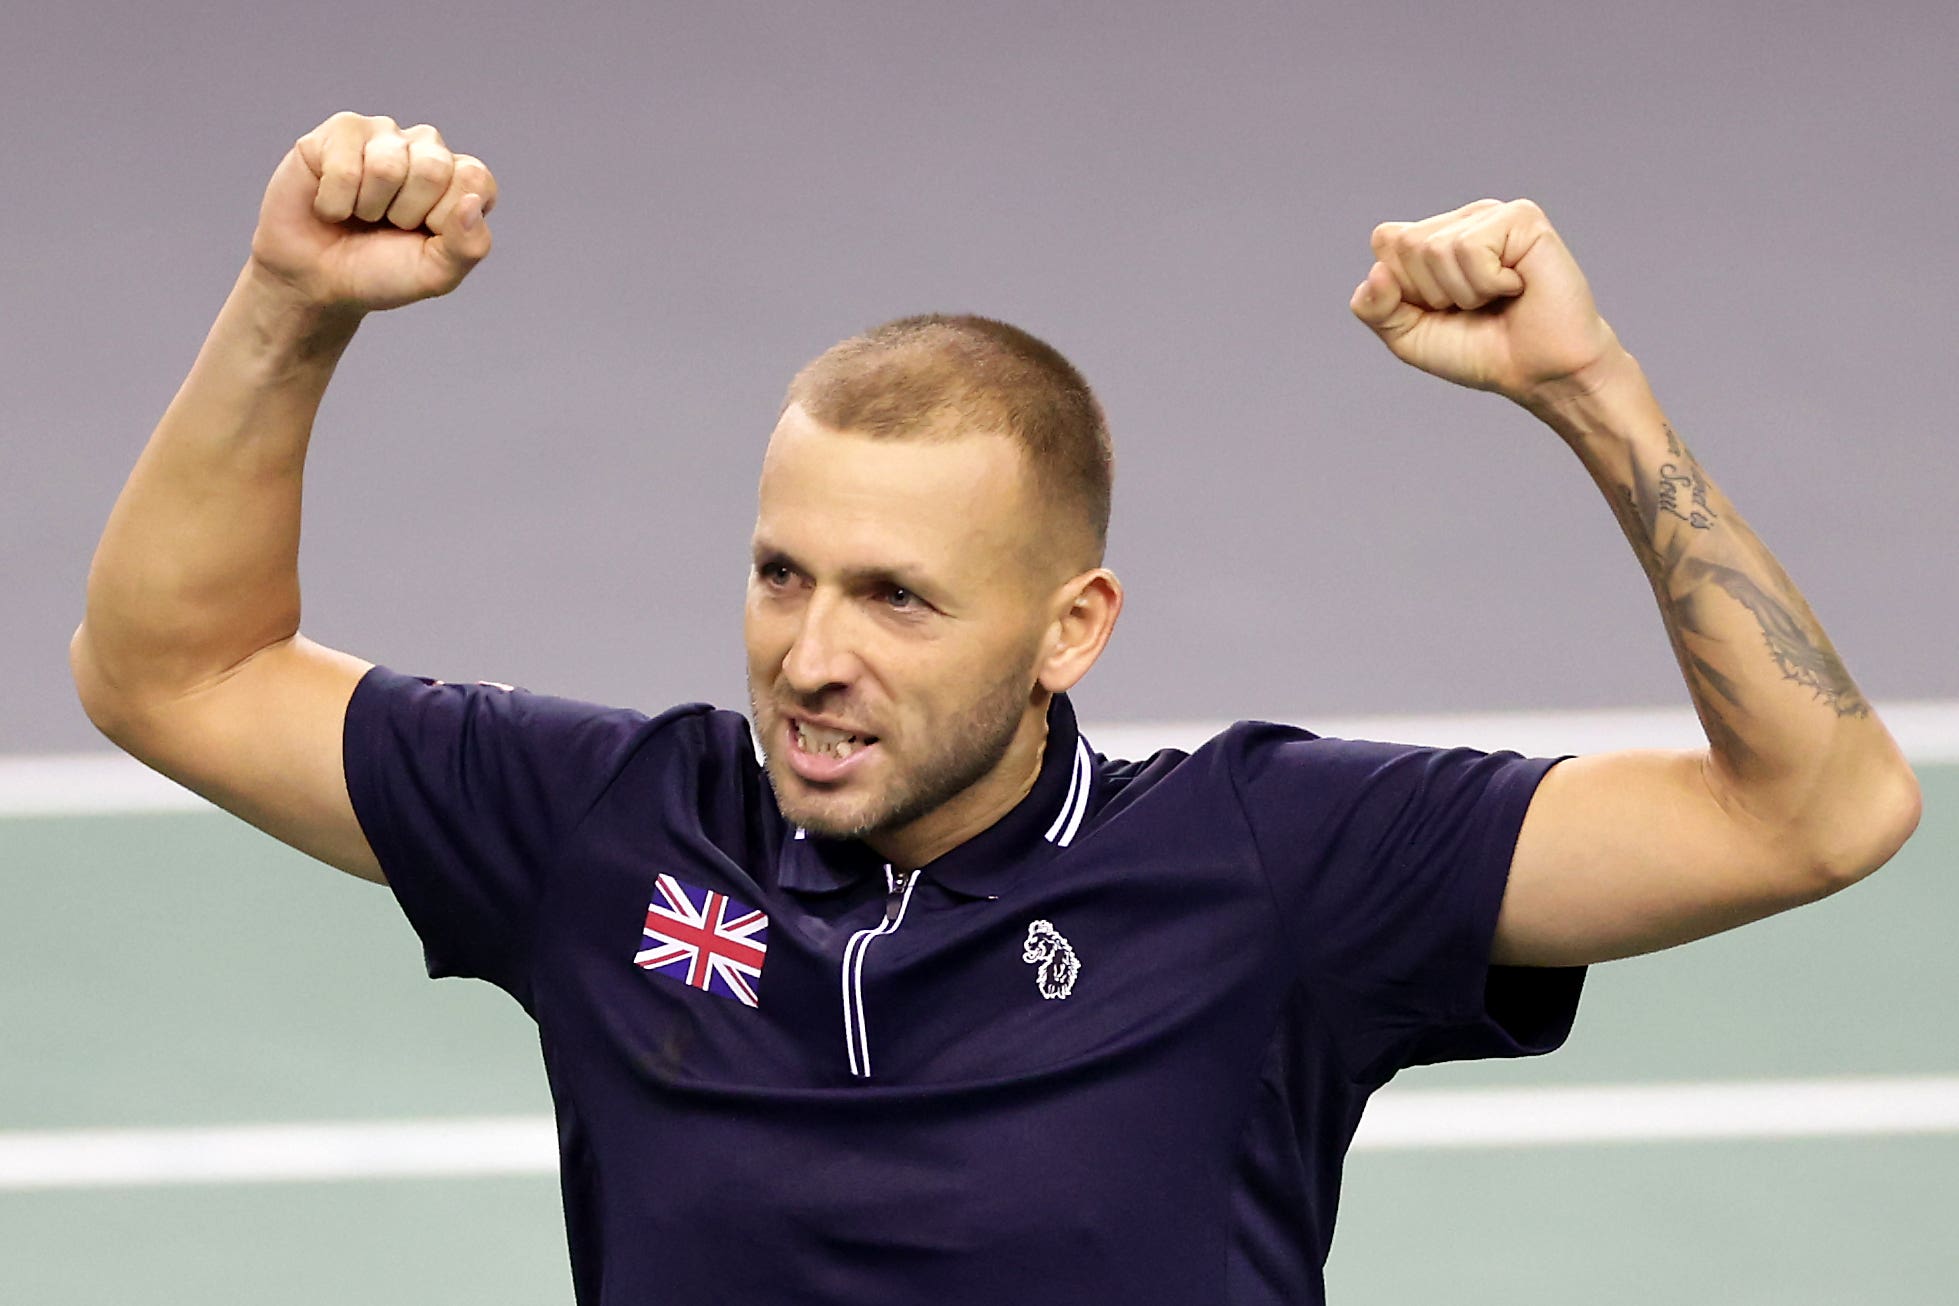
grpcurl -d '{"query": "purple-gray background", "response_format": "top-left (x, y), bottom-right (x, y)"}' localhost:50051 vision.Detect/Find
top-left (6, 0), bottom-right (1953, 754)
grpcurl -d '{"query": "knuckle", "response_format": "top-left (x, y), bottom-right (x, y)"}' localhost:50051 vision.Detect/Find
top-left (455, 157), bottom-right (497, 194)
top-left (407, 149), bottom-right (453, 181)
top-left (363, 147), bottom-right (408, 180)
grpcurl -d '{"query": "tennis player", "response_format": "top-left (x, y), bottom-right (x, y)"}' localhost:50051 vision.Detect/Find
top-left (72, 112), bottom-right (1921, 1304)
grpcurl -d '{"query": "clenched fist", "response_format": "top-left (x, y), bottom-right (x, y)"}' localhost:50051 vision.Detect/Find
top-left (249, 111), bottom-right (499, 313)
top-left (1349, 199), bottom-right (1627, 407)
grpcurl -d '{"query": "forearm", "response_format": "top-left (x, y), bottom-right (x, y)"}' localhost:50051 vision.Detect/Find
top-left (1531, 355), bottom-right (1919, 875)
top-left (75, 263), bottom-right (362, 714)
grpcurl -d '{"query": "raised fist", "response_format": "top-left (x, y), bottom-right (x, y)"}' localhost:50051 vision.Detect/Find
top-left (1349, 198), bottom-right (1626, 406)
top-left (249, 112), bottom-right (499, 313)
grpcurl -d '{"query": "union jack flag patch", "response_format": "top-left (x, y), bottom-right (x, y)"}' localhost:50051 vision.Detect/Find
top-left (634, 875), bottom-right (770, 1007)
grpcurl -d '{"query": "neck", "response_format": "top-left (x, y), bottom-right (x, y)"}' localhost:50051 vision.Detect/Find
top-left (867, 704), bottom-right (1051, 871)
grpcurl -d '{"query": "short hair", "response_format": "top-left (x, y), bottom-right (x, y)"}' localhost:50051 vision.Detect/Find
top-left (783, 314), bottom-right (1113, 569)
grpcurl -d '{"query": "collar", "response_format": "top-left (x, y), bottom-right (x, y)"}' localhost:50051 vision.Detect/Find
top-left (774, 693), bottom-right (1097, 900)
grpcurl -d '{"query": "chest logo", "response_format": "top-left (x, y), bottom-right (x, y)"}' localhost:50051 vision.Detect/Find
top-left (1022, 919), bottom-right (1080, 1000)
top-left (635, 874), bottom-right (770, 1008)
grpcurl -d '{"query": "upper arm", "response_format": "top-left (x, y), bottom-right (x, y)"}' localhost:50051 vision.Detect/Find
top-left (75, 632), bottom-right (384, 883)
top-left (1495, 748), bottom-right (1833, 967)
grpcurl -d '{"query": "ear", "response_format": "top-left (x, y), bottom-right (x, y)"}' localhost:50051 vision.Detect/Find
top-left (1036, 568), bottom-right (1123, 694)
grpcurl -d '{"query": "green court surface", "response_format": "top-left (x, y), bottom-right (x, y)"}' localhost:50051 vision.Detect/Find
top-left (3, 766), bottom-right (1954, 1304)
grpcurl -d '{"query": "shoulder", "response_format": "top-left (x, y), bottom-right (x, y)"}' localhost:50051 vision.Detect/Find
top-left (1092, 718), bottom-right (1552, 844)
top-left (1093, 719), bottom-right (1424, 802)
top-left (1085, 720), bottom-right (1355, 828)
top-left (347, 664), bottom-right (755, 789)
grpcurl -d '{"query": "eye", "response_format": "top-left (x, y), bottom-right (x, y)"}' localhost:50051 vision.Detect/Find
top-left (755, 560), bottom-right (794, 587)
top-left (875, 584), bottom-right (932, 613)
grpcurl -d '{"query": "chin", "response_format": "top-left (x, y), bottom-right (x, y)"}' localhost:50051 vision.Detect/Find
top-left (779, 796), bottom-right (896, 843)
top-left (765, 759), bottom-right (893, 840)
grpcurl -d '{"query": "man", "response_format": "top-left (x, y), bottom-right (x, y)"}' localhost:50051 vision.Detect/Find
top-left (73, 112), bottom-right (1919, 1304)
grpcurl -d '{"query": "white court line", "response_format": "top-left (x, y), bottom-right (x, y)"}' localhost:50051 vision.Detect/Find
top-left (3, 1076), bottom-right (1957, 1191)
top-left (1354, 1075), bottom-right (1959, 1150)
top-left (4, 700), bottom-right (1957, 818)
top-left (0, 1116), bottom-right (555, 1192)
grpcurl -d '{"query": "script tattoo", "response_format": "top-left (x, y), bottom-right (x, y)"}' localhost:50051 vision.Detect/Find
top-left (1655, 425), bottom-right (1717, 530)
top-left (1609, 424), bottom-right (1868, 729)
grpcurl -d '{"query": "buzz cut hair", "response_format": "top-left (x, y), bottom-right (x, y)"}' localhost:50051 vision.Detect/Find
top-left (783, 314), bottom-right (1114, 570)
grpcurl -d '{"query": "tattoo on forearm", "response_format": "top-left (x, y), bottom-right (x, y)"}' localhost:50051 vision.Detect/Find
top-left (1607, 480), bottom-right (1761, 762)
top-left (1656, 464), bottom-right (1715, 528)
top-left (1688, 559), bottom-right (1869, 717)
top-left (1655, 426), bottom-right (1717, 529)
top-left (1610, 424), bottom-right (1869, 724)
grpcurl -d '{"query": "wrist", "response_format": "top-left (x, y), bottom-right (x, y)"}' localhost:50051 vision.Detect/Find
top-left (1519, 348), bottom-right (1661, 450)
top-left (226, 262), bottom-right (365, 376)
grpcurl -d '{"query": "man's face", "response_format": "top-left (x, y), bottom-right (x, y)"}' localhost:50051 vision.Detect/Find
top-left (745, 404), bottom-right (1056, 847)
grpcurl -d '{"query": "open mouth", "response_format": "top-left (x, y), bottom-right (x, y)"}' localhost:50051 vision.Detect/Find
top-left (785, 716), bottom-right (882, 782)
top-left (793, 719), bottom-right (880, 759)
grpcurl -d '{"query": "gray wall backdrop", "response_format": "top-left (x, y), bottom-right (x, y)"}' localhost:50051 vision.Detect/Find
top-left (5, 0), bottom-right (1954, 754)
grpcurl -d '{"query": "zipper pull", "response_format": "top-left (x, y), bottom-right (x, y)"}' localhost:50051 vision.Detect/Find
top-left (884, 870), bottom-right (914, 923)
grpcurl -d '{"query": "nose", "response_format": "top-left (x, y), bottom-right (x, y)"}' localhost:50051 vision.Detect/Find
top-left (780, 590), bottom-right (857, 696)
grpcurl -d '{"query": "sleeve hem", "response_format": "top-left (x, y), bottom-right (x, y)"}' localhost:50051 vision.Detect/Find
top-left (1436, 752), bottom-right (1586, 1060)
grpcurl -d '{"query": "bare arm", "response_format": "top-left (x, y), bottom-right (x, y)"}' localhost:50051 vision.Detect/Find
top-left (71, 112), bottom-right (498, 882)
top-left (1495, 361), bottom-right (1920, 964)
top-left (1349, 200), bottom-right (1921, 967)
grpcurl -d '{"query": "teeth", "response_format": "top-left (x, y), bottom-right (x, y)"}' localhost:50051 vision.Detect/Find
top-left (796, 721), bottom-right (864, 758)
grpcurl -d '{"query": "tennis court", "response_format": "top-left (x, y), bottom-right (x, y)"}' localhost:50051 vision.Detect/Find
top-left (4, 720), bottom-right (1954, 1304)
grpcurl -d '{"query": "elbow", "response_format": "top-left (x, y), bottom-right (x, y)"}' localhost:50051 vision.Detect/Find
top-left (70, 623), bottom-right (120, 739)
top-left (70, 622), bottom-right (142, 748)
top-left (1806, 764), bottom-right (1924, 895)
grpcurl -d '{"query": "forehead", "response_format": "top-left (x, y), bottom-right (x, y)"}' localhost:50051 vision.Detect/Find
top-left (755, 405), bottom-right (1037, 587)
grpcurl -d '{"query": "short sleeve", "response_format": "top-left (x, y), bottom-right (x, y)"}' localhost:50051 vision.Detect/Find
top-left (1228, 723), bottom-right (1584, 1085)
top-left (342, 664), bottom-right (654, 1001)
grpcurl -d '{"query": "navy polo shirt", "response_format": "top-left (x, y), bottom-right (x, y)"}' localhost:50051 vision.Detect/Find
top-left (344, 665), bottom-right (1583, 1306)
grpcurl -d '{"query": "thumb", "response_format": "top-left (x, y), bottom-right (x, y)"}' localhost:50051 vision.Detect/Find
top-left (1348, 263), bottom-right (1422, 340)
top-left (422, 192), bottom-right (493, 281)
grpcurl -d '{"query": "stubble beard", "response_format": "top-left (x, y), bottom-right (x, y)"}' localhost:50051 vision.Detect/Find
top-left (752, 668), bottom-right (1032, 843)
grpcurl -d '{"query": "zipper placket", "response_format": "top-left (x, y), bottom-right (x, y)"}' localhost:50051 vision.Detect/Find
top-left (840, 864), bottom-right (919, 1079)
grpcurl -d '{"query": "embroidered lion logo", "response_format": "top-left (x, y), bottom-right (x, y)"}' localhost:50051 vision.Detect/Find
top-left (1021, 919), bottom-right (1080, 1000)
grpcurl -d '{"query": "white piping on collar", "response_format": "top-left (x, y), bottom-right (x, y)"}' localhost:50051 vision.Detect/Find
top-left (1044, 737), bottom-right (1094, 848)
top-left (1056, 739), bottom-right (1094, 847)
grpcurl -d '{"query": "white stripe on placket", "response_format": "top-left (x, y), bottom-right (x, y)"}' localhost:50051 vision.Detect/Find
top-left (840, 865), bottom-right (920, 1079)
